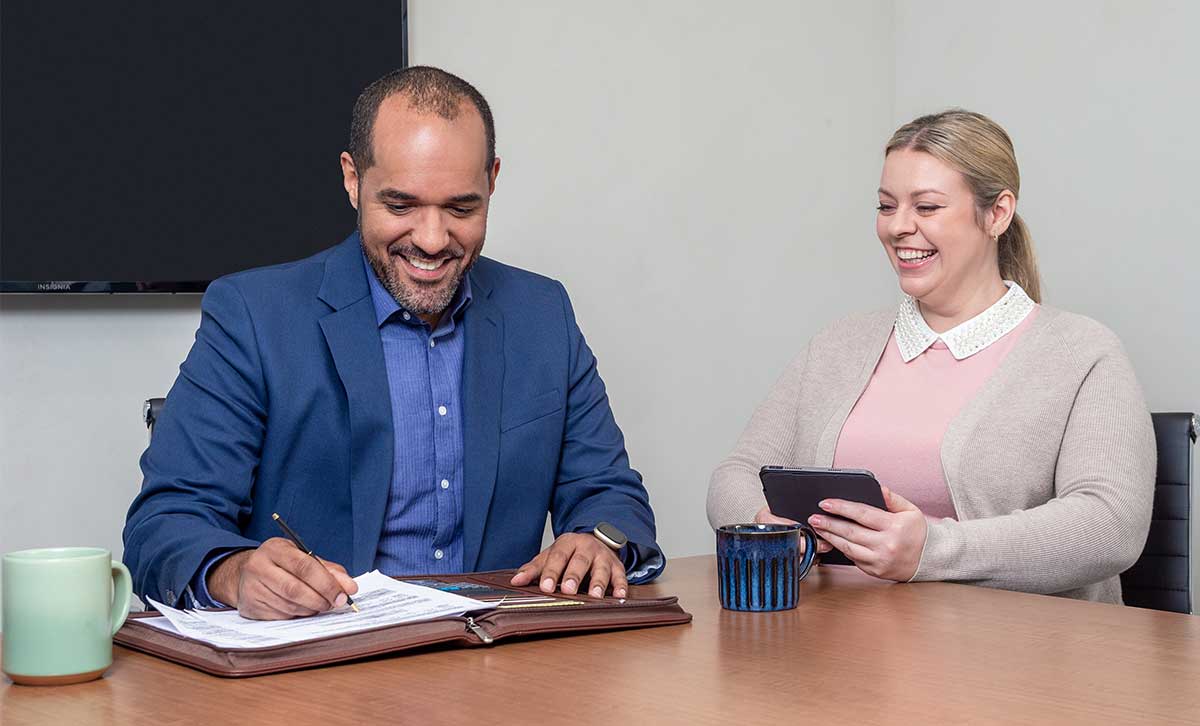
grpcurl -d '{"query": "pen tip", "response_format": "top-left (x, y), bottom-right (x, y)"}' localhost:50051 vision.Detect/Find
top-left (350, 603), bottom-right (360, 613)
top-left (272, 513), bottom-right (280, 520)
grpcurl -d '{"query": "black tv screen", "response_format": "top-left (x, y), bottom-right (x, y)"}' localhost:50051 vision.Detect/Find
top-left (0, 1), bottom-right (407, 292)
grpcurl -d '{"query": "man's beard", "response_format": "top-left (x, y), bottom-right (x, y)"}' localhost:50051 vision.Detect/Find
top-left (362, 238), bottom-right (467, 316)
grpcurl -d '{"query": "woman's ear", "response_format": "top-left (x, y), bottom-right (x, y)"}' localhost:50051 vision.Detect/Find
top-left (988, 189), bottom-right (1017, 238)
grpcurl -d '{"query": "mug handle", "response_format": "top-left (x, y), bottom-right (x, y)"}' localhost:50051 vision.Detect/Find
top-left (797, 526), bottom-right (818, 581)
top-left (110, 561), bottom-right (133, 636)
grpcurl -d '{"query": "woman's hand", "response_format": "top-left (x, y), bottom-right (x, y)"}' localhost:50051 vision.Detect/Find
top-left (806, 487), bottom-right (927, 581)
top-left (754, 506), bottom-right (833, 554)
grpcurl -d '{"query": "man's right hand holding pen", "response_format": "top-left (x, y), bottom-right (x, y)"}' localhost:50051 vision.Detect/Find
top-left (205, 538), bottom-right (359, 620)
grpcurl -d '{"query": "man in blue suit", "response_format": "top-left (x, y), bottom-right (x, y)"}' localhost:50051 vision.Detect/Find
top-left (123, 66), bottom-right (662, 619)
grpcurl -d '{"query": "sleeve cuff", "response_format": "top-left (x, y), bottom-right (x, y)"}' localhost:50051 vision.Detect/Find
top-left (622, 540), bottom-right (665, 584)
top-left (909, 521), bottom-right (957, 583)
top-left (187, 548), bottom-right (248, 608)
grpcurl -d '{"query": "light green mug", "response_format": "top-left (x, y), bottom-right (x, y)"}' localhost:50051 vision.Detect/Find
top-left (2, 547), bottom-right (132, 686)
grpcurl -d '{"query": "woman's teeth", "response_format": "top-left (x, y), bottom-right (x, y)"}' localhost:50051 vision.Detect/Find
top-left (897, 249), bottom-right (937, 261)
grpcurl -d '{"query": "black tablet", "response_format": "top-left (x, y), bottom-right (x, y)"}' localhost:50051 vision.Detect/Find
top-left (759, 466), bottom-right (886, 566)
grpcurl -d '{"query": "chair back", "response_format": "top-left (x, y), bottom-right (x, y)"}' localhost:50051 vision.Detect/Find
top-left (1120, 412), bottom-right (1196, 614)
top-left (144, 397), bottom-right (166, 440)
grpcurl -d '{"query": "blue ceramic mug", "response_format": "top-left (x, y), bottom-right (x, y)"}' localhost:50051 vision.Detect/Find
top-left (716, 523), bottom-right (818, 611)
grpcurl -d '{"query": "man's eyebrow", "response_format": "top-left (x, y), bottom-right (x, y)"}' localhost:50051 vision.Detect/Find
top-left (375, 190), bottom-right (483, 205)
top-left (377, 189), bottom-right (418, 201)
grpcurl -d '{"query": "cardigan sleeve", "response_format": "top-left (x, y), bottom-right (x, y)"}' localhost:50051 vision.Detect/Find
top-left (707, 345), bottom-right (811, 528)
top-left (912, 330), bottom-right (1156, 594)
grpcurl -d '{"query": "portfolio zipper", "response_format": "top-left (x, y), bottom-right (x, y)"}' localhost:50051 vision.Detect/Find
top-left (465, 616), bottom-right (494, 645)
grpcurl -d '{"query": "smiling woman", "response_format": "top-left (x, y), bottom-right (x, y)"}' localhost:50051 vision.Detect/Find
top-left (707, 110), bottom-right (1156, 605)
top-left (877, 111), bottom-right (1040, 331)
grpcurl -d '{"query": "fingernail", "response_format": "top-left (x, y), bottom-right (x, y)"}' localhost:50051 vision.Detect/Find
top-left (541, 577), bottom-right (555, 591)
top-left (615, 588), bottom-right (627, 598)
top-left (809, 515), bottom-right (823, 527)
top-left (819, 500), bottom-right (832, 510)
top-left (591, 586), bottom-right (603, 598)
top-left (335, 593), bottom-right (347, 607)
top-left (563, 579), bottom-right (577, 594)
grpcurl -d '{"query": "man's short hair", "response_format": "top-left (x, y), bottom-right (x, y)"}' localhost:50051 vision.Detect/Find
top-left (348, 65), bottom-right (496, 174)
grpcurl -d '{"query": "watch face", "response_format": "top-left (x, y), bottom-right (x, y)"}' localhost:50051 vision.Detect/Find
top-left (594, 521), bottom-right (628, 549)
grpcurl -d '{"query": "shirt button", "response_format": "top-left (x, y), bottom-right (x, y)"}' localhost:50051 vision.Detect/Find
top-left (430, 339), bottom-right (436, 348)
top-left (438, 405), bottom-right (447, 416)
top-left (402, 311), bottom-right (411, 321)
top-left (434, 549), bottom-right (444, 560)
top-left (440, 479), bottom-right (450, 489)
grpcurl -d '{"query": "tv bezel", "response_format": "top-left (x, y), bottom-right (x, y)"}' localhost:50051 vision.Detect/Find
top-left (0, 280), bottom-right (210, 294)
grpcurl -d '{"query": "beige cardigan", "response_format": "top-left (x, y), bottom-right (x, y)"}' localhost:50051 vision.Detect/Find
top-left (707, 306), bottom-right (1156, 604)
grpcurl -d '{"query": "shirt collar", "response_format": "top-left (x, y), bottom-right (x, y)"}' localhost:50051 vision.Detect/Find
top-left (894, 281), bottom-right (1036, 363)
top-left (362, 249), bottom-right (473, 330)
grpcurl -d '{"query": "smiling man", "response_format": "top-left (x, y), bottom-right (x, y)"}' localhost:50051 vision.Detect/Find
top-left (123, 67), bottom-right (663, 619)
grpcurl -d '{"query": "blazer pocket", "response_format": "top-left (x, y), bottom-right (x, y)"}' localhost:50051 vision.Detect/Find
top-left (501, 389), bottom-right (563, 432)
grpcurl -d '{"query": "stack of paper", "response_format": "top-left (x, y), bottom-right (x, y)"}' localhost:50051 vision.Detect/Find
top-left (144, 570), bottom-right (494, 649)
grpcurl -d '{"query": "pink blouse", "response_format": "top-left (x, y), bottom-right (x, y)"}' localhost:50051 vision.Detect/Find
top-left (832, 307), bottom-right (1039, 520)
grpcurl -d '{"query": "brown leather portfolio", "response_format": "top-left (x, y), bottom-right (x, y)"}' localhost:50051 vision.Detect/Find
top-left (114, 570), bottom-right (692, 677)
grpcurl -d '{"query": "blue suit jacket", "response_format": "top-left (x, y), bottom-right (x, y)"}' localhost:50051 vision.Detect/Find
top-left (123, 234), bottom-right (660, 606)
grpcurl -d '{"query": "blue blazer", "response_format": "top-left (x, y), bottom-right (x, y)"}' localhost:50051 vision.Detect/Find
top-left (123, 234), bottom-right (661, 606)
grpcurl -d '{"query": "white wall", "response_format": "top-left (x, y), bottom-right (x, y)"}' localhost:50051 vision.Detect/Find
top-left (892, 0), bottom-right (1200, 599)
top-left (2, 1), bottom-right (1195, 605)
top-left (0, 296), bottom-right (201, 583)
top-left (408, 0), bottom-right (897, 559)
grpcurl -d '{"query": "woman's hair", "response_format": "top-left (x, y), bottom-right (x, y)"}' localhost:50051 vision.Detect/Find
top-left (885, 110), bottom-right (1041, 303)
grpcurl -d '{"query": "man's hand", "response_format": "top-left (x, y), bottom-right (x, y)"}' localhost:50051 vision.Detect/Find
top-left (206, 537), bottom-right (359, 620)
top-left (806, 486), bottom-right (927, 582)
top-left (510, 533), bottom-right (628, 599)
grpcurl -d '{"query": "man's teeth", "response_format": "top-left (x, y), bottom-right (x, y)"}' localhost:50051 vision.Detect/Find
top-left (897, 249), bottom-right (937, 261)
top-left (405, 256), bottom-right (445, 271)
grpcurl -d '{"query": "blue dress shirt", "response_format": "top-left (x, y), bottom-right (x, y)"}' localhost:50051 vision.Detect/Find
top-left (365, 253), bottom-right (472, 575)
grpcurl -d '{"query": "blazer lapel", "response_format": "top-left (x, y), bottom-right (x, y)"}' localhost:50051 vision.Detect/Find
top-left (318, 235), bottom-right (394, 575)
top-left (461, 267), bottom-right (504, 571)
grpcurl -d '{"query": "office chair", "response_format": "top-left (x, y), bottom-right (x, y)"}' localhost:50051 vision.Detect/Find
top-left (1120, 412), bottom-right (1196, 614)
top-left (143, 397), bottom-right (166, 440)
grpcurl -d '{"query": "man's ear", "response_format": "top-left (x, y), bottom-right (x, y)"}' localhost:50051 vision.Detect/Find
top-left (340, 152), bottom-right (360, 210)
top-left (487, 156), bottom-right (501, 195)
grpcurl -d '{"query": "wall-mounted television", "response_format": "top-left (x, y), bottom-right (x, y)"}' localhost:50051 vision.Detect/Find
top-left (0, 1), bottom-right (408, 293)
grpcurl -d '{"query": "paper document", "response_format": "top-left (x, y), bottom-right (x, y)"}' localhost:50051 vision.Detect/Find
top-left (143, 570), bottom-right (494, 650)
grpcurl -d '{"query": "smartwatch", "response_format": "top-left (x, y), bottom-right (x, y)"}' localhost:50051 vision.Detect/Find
top-left (593, 521), bottom-right (628, 550)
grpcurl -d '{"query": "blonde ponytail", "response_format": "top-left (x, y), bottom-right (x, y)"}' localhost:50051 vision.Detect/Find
top-left (998, 213), bottom-right (1040, 303)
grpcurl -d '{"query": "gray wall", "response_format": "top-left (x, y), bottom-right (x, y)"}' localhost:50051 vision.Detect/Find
top-left (1, 1), bottom-right (1194, 604)
top-left (407, 0), bottom-right (897, 559)
top-left (0, 295), bottom-right (200, 610)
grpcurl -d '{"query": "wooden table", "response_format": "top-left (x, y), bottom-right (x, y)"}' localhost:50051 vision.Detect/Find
top-left (4, 555), bottom-right (1200, 724)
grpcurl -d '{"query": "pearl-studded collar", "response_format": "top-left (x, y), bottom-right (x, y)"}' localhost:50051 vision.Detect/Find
top-left (894, 281), bottom-right (1036, 363)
